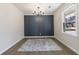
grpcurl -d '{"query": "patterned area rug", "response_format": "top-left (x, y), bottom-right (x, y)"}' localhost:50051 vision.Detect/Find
top-left (18, 39), bottom-right (62, 51)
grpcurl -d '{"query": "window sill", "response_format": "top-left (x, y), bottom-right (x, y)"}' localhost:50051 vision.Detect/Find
top-left (62, 31), bottom-right (78, 37)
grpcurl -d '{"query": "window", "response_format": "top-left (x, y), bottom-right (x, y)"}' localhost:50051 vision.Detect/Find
top-left (62, 4), bottom-right (77, 36)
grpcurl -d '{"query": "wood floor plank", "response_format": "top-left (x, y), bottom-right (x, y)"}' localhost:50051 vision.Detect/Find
top-left (2, 38), bottom-right (77, 55)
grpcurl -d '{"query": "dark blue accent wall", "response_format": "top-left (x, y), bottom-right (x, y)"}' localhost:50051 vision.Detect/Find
top-left (24, 15), bottom-right (54, 36)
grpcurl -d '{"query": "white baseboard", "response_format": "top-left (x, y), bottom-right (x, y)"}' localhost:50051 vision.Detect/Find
top-left (55, 36), bottom-right (79, 54)
top-left (24, 36), bottom-right (55, 38)
top-left (0, 38), bottom-right (23, 55)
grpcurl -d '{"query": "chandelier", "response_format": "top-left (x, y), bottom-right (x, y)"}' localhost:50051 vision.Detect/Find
top-left (33, 6), bottom-right (44, 16)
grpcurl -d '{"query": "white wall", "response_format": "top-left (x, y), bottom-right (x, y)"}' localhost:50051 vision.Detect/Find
top-left (0, 3), bottom-right (24, 54)
top-left (54, 3), bottom-right (79, 54)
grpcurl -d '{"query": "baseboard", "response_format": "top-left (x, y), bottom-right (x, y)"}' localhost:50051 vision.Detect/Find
top-left (55, 36), bottom-right (79, 55)
top-left (0, 37), bottom-right (23, 55)
top-left (24, 36), bottom-right (55, 38)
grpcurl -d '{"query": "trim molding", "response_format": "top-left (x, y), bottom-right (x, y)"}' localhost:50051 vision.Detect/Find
top-left (55, 36), bottom-right (79, 54)
top-left (24, 36), bottom-right (55, 38)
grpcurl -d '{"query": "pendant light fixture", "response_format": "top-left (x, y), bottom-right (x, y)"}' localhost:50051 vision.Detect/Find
top-left (33, 6), bottom-right (44, 16)
top-left (33, 5), bottom-right (51, 16)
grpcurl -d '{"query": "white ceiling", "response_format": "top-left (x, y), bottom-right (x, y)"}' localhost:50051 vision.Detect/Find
top-left (14, 3), bottom-right (62, 15)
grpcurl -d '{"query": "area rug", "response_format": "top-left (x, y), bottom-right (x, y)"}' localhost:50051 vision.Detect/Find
top-left (18, 39), bottom-right (62, 51)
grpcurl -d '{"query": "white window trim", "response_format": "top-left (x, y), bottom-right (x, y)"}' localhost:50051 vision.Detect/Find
top-left (61, 4), bottom-right (78, 37)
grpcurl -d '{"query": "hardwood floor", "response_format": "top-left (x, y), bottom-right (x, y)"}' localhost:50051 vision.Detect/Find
top-left (2, 38), bottom-right (77, 55)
